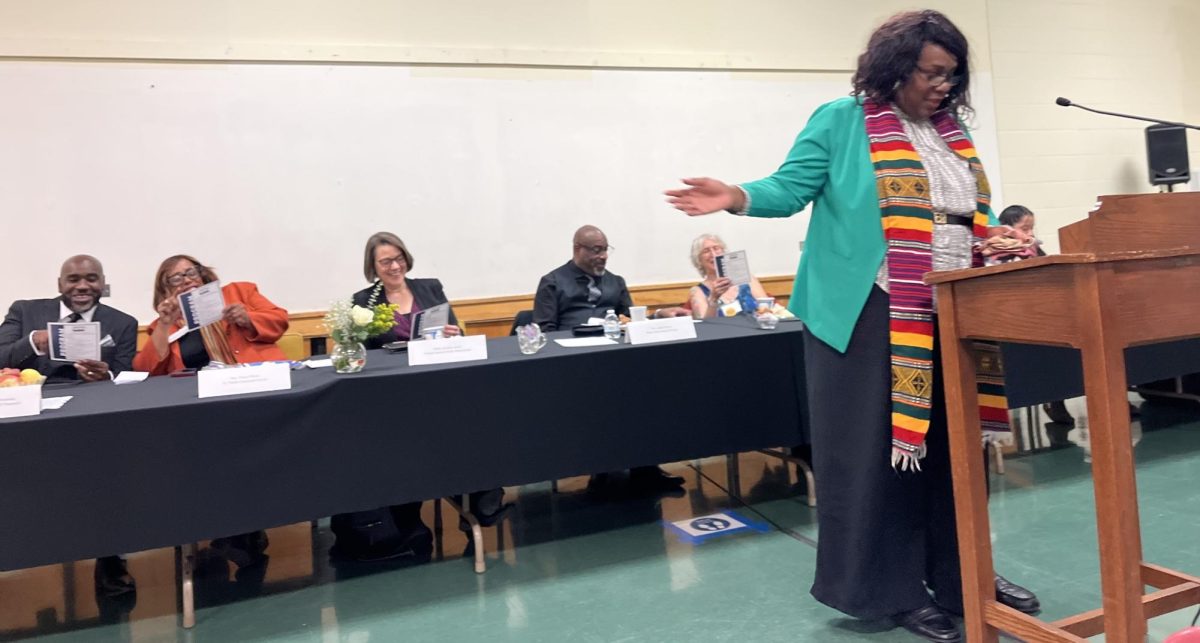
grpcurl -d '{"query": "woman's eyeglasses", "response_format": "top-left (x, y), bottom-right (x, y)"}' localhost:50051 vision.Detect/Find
top-left (165, 267), bottom-right (201, 286)
top-left (376, 255), bottom-right (408, 268)
top-left (915, 66), bottom-right (962, 88)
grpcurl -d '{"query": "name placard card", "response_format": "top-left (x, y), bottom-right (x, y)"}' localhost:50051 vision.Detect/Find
top-left (0, 384), bottom-right (42, 419)
top-left (197, 362), bottom-right (292, 399)
top-left (626, 316), bottom-right (698, 345)
top-left (408, 335), bottom-right (488, 366)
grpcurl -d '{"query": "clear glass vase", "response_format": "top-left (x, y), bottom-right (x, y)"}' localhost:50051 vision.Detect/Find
top-left (331, 341), bottom-right (366, 374)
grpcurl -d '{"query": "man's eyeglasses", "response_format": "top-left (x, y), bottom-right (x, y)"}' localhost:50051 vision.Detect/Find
top-left (165, 267), bottom-right (202, 287)
top-left (914, 66), bottom-right (962, 88)
top-left (575, 244), bottom-right (614, 255)
top-left (376, 255), bottom-right (408, 268)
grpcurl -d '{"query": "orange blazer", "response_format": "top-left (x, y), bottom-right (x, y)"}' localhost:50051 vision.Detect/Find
top-left (133, 281), bottom-right (289, 375)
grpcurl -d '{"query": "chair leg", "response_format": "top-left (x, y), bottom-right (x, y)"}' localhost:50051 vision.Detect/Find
top-left (991, 440), bottom-right (1006, 475)
top-left (757, 448), bottom-right (817, 507)
top-left (180, 542), bottom-right (197, 628)
top-left (444, 497), bottom-right (486, 574)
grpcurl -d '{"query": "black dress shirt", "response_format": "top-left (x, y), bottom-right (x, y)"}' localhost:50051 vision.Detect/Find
top-left (532, 261), bottom-right (632, 332)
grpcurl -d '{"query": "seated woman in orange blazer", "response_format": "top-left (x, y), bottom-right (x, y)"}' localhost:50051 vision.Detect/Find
top-left (132, 254), bottom-right (288, 566)
top-left (133, 254), bottom-right (289, 375)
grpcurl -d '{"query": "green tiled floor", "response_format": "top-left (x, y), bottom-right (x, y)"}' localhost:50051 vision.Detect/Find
top-left (4, 396), bottom-right (1200, 642)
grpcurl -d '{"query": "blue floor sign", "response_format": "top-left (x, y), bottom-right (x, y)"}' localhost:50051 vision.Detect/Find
top-left (665, 511), bottom-right (771, 544)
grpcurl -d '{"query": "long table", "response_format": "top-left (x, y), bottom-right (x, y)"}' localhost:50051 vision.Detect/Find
top-left (1001, 339), bottom-right (1200, 408)
top-left (0, 316), bottom-right (808, 573)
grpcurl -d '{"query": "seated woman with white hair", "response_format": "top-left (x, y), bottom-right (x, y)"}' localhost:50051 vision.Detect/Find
top-left (686, 233), bottom-right (772, 319)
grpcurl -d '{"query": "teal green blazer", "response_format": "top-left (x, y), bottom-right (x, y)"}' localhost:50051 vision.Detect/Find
top-left (740, 96), bottom-right (995, 353)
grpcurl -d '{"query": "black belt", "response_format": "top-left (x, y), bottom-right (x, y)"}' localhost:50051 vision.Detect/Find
top-left (933, 212), bottom-right (973, 227)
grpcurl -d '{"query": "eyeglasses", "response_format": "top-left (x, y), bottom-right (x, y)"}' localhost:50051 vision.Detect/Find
top-left (699, 245), bottom-right (725, 257)
top-left (165, 267), bottom-right (202, 287)
top-left (914, 66), bottom-right (962, 88)
top-left (575, 244), bottom-right (614, 255)
top-left (376, 255), bottom-right (408, 268)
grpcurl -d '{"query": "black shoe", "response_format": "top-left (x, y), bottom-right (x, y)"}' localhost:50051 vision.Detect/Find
top-left (995, 575), bottom-right (1040, 614)
top-left (210, 531), bottom-right (269, 569)
top-left (332, 522), bottom-right (433, 563)
top-left (1043, 400), bottom-right (1074, 425)
top-left (629, 466), bottom-right (685, 491)
top-left (459, 502), bottom-right (513, 532)
top-left (94, 556), bottom-right (136, 598)
top-left (467, 488), bottom-right (511, 527)
top-left (891, 605), bottom-right (961, 643)
top-left (95, 590), bottom-right (137, 623)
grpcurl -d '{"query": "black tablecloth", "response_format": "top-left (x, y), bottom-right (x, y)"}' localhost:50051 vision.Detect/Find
top-left (0, 317), bottom-right (807, 571)
top-left (1001, 339), bottom-right (1200, 408)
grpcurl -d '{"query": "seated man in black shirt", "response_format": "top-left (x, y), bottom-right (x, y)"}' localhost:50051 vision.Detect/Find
top-left (532, 225), bottom-right (687, 492)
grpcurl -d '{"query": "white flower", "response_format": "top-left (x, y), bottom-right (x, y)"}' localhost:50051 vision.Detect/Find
top-left (350, 305), bottom-right (375, 326)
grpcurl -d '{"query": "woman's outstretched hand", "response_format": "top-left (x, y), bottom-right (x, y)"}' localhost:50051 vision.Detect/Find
top-left (665, 178), bottom-right (742, 216)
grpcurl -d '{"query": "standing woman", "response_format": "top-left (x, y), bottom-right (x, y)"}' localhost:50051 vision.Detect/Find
top-left (666, 10), bottom-right (1036, 642)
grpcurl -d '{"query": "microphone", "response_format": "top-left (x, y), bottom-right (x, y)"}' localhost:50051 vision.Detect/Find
top-left (1055, 97), bottom-right (1199, 131)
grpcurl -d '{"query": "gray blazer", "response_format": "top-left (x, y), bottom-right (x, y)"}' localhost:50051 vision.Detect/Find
top-left (0, 298), bottom-right (138, 380)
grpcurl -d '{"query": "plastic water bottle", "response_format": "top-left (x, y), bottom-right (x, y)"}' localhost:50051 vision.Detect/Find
top-left (603, 309), bottom-right (621, 340)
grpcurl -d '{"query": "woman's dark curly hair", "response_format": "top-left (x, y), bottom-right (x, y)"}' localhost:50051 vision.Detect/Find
top-left (851, 10), bottom-right (972, 119)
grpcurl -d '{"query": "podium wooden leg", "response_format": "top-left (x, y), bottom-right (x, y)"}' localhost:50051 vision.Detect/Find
top-left (1078, 267), bottom-right (1145, 642)
top-left (939, 328), bottom-right (998, 642)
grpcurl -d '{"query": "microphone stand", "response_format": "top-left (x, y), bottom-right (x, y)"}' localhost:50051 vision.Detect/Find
top-left (1055, 97), bottom-right (1200, 131)
top-left (1056, 98), bottom-right (1198, 191)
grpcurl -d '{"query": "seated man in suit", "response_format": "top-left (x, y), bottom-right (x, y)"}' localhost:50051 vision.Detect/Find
top-left (533, 225), bottom-right (687, 492)
top-left (0, 254), bottom-right (137, 381)
top-left (0, 254), bottom-right (139, 598)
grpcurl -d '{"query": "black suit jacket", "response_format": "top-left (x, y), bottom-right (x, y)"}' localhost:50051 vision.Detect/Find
top-left (351, 278), bottom-right (459, 348)
top-left (0, 298), bottom-right (138, 381)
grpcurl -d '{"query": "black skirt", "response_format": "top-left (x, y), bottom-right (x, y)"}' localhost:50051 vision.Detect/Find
top-left (803, 286), bottom-right (969, 619)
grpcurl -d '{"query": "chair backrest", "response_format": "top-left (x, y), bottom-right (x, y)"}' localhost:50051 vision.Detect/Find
top-left (276, 332), bottom-right (306, 361)
top-left (509, 310), bottom-right (534, 336)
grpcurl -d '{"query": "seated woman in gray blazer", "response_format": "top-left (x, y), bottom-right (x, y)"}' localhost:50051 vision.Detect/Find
top-left (331, 232), bottom-right (506, 561)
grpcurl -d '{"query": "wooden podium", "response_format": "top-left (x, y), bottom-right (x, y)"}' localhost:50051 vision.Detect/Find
top-left (926, 192), bottom-right (1200, 642)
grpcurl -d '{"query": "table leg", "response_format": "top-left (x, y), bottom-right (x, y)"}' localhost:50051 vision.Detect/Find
top-left (725, 453), bottom-right (740, 497)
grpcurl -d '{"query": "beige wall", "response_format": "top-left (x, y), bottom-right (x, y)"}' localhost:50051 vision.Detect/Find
top-left (0, 1), bottom-right (989, 70)
top-left (986, 0), bottom-right (1198, 252)
top-left (0, 1), bottom-right (1004, 317)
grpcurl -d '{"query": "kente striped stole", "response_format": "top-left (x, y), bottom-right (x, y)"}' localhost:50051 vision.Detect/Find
top-left (862, 98), bottom-right (1010, 470)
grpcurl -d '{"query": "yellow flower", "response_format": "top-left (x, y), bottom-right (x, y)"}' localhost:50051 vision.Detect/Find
top-left (19, 369), bottom-right (44, 385)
